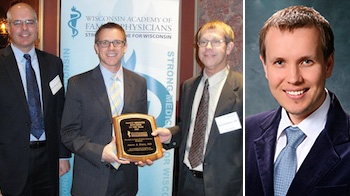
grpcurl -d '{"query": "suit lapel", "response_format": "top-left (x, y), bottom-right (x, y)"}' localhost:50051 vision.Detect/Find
top-left (205, 71), bottom-right (241, 157)
top-left (90, 66), bottom-right (112, 118)
top-left (253, 109), bottom-right (281, 196)
top-left (2, 47), bottom-right (30, 115)
top-left (36, 50), bottom-right (51, 117)
top-left (289, 130), bottom-right (339, 195)
top-left (122, 69), bottom-right (135, 113)
top-left (183, 76), bottom-right (202, 142)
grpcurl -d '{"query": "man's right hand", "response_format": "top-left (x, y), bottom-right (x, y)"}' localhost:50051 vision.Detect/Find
top-left (102, 137), bottom-right (130, 164)
top-left (152, 127), bottom-right (172, 143)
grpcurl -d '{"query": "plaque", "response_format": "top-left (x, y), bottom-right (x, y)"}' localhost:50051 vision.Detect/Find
top-left (112, 113), bottom-right (163, 162)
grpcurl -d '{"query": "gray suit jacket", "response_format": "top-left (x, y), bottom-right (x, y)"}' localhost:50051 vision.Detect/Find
top-left (165, 70), bottom-right (243, 196)
top-left (0, 46), bottom-right (70, 195)
top-left (61, 66), bottom-right (147, 196)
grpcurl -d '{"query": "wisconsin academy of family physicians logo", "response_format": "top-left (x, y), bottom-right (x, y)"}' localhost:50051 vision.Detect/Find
top-left (68, 6), bottom-right (82, 38)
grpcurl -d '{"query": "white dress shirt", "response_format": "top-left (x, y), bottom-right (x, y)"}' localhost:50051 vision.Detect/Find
top-left (274, 89), bottom-right (331, 170)
top-left (184, 66), bottom-right (229, 171)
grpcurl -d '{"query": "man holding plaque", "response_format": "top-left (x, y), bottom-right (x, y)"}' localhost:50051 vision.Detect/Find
top-left (61, 22), bottom-right (148, 196)
top-left (155, 20), bottom-right (243, 196)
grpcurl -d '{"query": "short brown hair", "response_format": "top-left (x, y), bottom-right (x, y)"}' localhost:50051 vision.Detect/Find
top-left (259, 5), bottom-right (334, 62)
top-left (94, 22), bottom-right (126, 44)
top-left (196, 20), bottom-right (234, 44)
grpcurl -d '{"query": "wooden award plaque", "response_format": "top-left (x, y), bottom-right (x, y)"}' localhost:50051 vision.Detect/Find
top-left (112, 113), bottom-right (163, 162)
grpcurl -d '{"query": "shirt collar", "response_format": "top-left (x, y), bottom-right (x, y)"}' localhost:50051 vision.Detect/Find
top-left (277, 89), bottom-right (330, 139)
top-left (100, 64), bottom-right (124, 83)
top-left (203, 65), bottom-right (229, 87)
top-left (11, 44), bottom-right (36, 63)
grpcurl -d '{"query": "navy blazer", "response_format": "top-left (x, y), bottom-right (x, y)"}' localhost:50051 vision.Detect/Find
top-left (245, 91), bottom-right (350, 196)
top-left (0, 46), bottom-right (70, 195)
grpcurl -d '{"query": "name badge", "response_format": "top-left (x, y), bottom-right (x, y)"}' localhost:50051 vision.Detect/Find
top-left (49, 75), bottom-right (63, 95)
top-left (215, 112), bottom-right (242, 134)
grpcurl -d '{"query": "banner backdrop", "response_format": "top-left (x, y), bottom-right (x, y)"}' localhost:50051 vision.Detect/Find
top-left (59, 0), bottom-right (179, 195)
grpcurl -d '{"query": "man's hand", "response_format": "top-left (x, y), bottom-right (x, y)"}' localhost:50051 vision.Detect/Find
top-left (102, 137), bottom-right (130, 164)
top-left (59, 159), bottom-right (70, 177)
top-left (134, 129), bottom-right (170, 167)
top-left (134, 159), bottom-right (154, 167)
top-left (152, 127), bottom-right (172, 143)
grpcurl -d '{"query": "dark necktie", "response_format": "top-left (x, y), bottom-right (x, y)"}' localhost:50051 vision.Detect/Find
top-left (188, 79), bottom-right (209, 168)
top-left (24, 54), bottom-right (44, 139)
top-left (274, 126), bottom-right (305, 196)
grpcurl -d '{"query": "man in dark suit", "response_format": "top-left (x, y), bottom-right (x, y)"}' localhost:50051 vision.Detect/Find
top-left (0, 2), bottom-right (71, 196)
top-left (60, 22), bottom-right (148, 196)
top-left (155, 20), bottom-right (243, 196)
top-left (245, 6), bottom-right (350, 196)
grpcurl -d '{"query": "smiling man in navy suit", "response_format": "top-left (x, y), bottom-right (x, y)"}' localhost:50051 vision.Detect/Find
top-left (0, 2), bottom-right (71, 196)
top-left (245, 5), bottom-right (350, 196)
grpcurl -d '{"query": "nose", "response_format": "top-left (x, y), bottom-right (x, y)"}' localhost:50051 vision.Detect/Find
top-left (205, 41), bottom-right (213, 49)
top-left (21, 23), bottom-right (29, 30)
top-left (107, 42), bottom-right (116, 49)
top-left (287, 65), bottom-right (303, 84)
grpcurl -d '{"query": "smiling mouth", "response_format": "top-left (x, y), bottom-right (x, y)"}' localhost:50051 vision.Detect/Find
top-left (285, 90), bottom-right (307, 96)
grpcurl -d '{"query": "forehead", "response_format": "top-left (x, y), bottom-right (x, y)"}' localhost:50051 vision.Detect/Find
top-left (9, 5), bottom-right (36, 20)
top-left (199, 28), bottom-right (225, 39)
top-left (264, 27), bottom-right (321, 53)
top-left (97, 28), bottom-right (124, 40)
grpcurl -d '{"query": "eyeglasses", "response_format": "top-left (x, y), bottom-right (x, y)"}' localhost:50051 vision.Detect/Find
top-left (96, 40), bottom-right (126, 48)
top-left (9, 19), bottom-right (37, 27)
top-left (197, 39), bottom-right (225, 47)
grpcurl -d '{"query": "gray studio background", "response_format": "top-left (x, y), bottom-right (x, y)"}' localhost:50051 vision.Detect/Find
top-left (245, 1), bottom-right (350, 117)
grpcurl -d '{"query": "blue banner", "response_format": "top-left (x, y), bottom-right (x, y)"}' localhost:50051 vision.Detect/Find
top-left (59, 0), bottom-right (179, 195)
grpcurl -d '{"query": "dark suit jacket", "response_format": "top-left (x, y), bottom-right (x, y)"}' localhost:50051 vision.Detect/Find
top-left (0, 46), bottom-right (70, 195)
top-left (165, 70), bottom-right (243, 196)
top-left (60, 66), bottom-right (147, 196)
top-left (245, 91), bottom-right (350, 196)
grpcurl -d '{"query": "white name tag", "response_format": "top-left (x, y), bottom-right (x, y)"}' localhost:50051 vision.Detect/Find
top-left (215, 112), bottom-right (242, 134)
top-left (49, 75), bottom-right (63, 95)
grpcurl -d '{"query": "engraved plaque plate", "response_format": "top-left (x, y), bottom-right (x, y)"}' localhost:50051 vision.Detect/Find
top-left (112, 113), bottom-right (163, 162)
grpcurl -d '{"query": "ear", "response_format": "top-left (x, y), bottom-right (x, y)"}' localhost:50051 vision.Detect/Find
top-left (122, 42), bottom-right (128, 54)
top-left (94, 43), bottom-right (99, 54)
top-left (226, 41), bottom-right (234, 55)
top-left (325, 52), bottom-right (334, 78)
top-left (5, 22), bottom-right (10, 35)
top-left (260, 55), bottom-right (268, 79)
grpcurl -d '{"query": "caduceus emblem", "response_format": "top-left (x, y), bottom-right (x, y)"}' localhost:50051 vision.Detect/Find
top-left (68, 7), bottom-right (81, 38)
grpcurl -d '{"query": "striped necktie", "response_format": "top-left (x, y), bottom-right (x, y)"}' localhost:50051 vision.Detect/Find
top-left (109, 74), bottom-right (122, 117)
top-left (109, 74), bottom-right (122, 169)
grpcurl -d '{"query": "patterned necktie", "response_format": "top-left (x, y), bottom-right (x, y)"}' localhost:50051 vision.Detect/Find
top-left (109, 74), bottom-right (121, 169)
top-left (24, 54), bottom-right (44, 139)
top-left (274, 126), bottom-right (305, 196)
top-left (109, 74), bottom-right (122, 117)
top-left (188, 79), bottom-right (209, 168)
